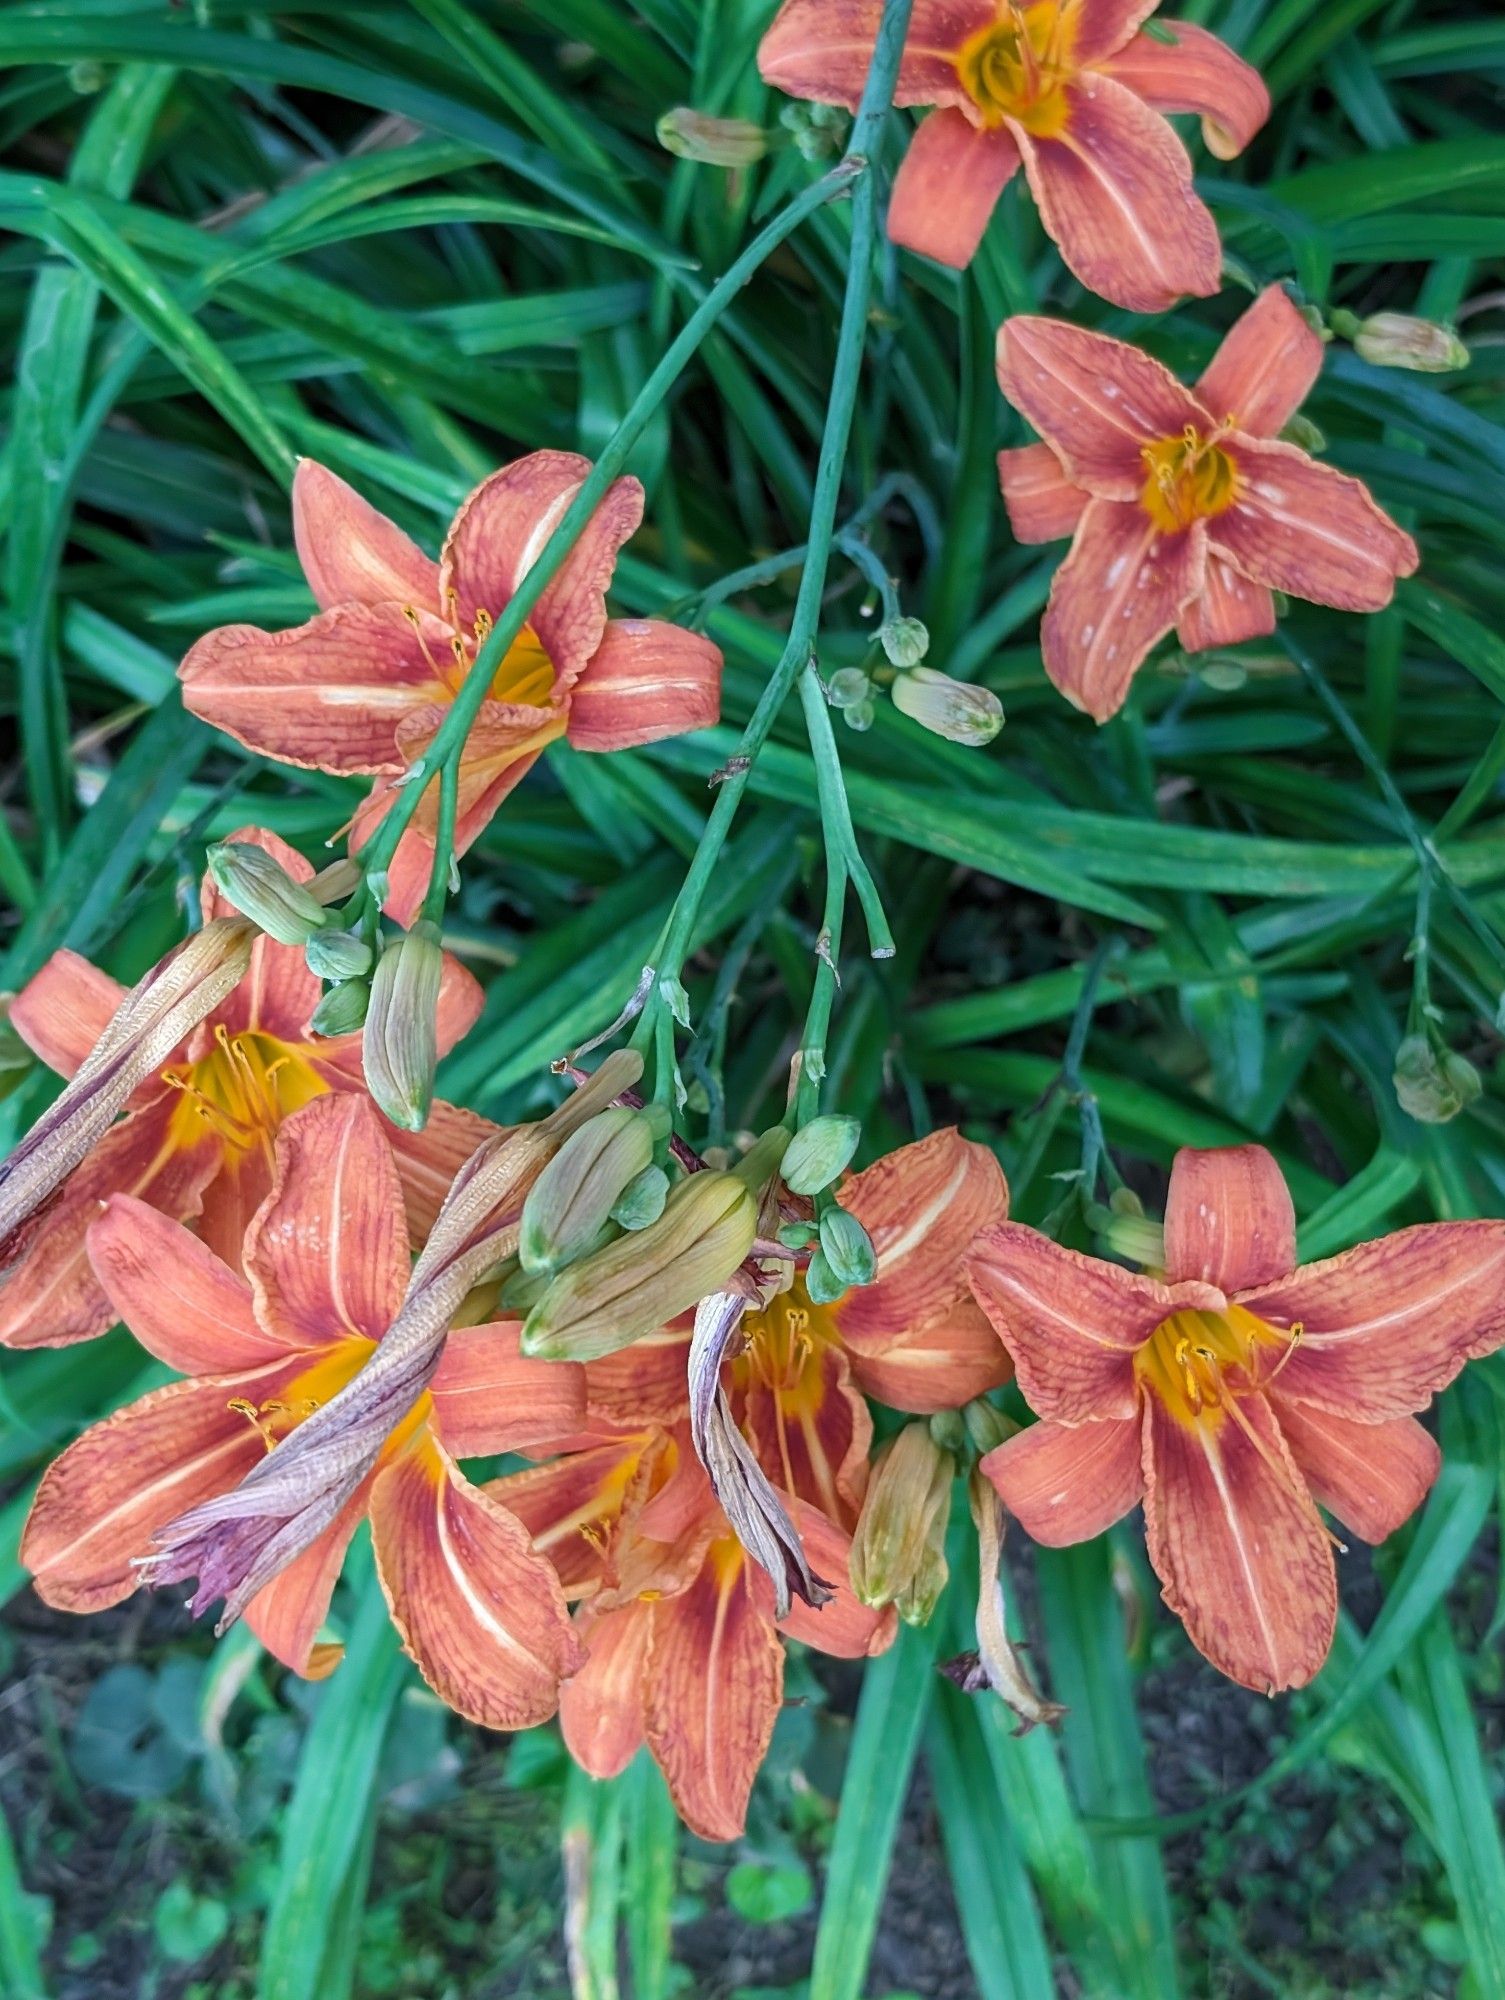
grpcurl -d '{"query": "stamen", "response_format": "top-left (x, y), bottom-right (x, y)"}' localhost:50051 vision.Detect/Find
top-left (1260, 1321), bottom-right (1304, 1389)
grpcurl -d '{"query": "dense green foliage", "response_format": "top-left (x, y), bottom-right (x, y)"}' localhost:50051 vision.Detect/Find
top-left (1, 1), bottom-right (1504, 1995)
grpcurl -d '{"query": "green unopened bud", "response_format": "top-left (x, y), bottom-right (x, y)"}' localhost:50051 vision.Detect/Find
top-left (851, 1424), bottom-right (953, 1625)
top-left (879, 616), bottom-right (930, 668)
top-left (780, 100), bottom-right (848, 159)
top-left (1278, 412), bottom-right (1326, 454)
top-left (1098, 1209), bottom-right (1166, 1269)
top-left (305, 929), bottom-right (374, 982)
top-left (362, 921), bottom-right (443, 1131)
top-left (819, 1205), bottom-right (876, 1288)
top-left (612, 1164), bottom-right (669, 1231)
top-left (782, 1114), bottom-right (861, 1196)
top-left (309, 979), bottom-right (370, 1038)
top-left (657, 108), bottom-right (768, 166)
top-left (961, 1398), bottom-right (1015, 1456)
top-left (520, 1106), bottom-right (660, 1276)
top-left (891, 667), bottom-right (1003, 747)
top-left (803, 1247), bottom-right (844, 1304)
top-left (520, 1170), bottom-right (756, 1361)
top-left (826, 667), bottom-right (872, 710)
top-left (1394, 1032), bottom-right (1482, 1124)
top-left (843, 697), bottom-right (876, 733)
top-left (1353, 313), bottom-right (1469, 374)
top-left (208, 842), bottom-right (331, 946)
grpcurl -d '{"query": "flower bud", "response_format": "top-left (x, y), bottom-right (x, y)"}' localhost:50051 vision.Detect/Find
top-left (657, 108), bottom-right (767, 166)
top-left (826, 667), bottom-right (872, 711)
top-left (782, 1114), bottom-right (861, 1196)
top-left (891, 667), bottom-right (1003, 747)
top-left (851, 1424), bottom-right (953, 1625)
top-left (309, 979), bottom-right (370, 1038)
top-left (1353, 313), bottom-right (1469, 374)
top-left (842, 697), bottom-right (875, 733)
top-left (304, 929), bottom-right (373, 982)
top-left (612, 1164), bottom-right (669, 1231)
top-left (1278, 412), bottom-right (1326, 454)
top-left (362, 921), bottom-right (443, 1132)
top-left (803, 1246), bottom-right (844, 1305)
top-left (520, 1170), bottom-right (756, 1361)
top-left (1394, 1033), bottom-right (1481, 1124)
top-left (207, 842), bottom-right (331, 947)
top-left (519, 1105), bottom-right (660, 1276)
top-left (818, 1205), bottom-right (875, 1287)
top-left (879, 616), bottom-right (930, 668)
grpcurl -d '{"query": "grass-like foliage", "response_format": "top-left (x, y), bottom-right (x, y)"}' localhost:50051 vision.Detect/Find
top-left (1, 1), bottom-right (1504, 1996)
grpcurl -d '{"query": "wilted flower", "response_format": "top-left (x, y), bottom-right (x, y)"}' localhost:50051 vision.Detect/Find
top-left (891, 666), bottom-right (1003, 746)
top-left (851, 1421), bottom-right (953, 1624)
top-left (657, 108), bottom-right (769, 166)
top-left (941, 1463), bottom-right (1065, 1730)
top-left (1350, 312), bottom-right (1468, 374)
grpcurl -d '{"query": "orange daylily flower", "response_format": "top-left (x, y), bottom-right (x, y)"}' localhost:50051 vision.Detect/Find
top-left (23, 1094), bottom-right (586, 1721)
top-left (497, 1417), bottom-right (893, 1842)
top-left (969, 1144), bottom-right (1505, 1693)
top-left (996, 286), bottom-right (1420, 719)
top-left (178, 456), bottom-right (724, 922)
top-left (585, 1126), bottom-right (1013, 1430)
top-left (759, 0), bottom-right (1268, 307)
top-left (1, 828), bottom-right (491, 1351)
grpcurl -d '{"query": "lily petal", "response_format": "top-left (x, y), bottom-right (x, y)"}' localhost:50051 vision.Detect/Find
top-left (583, 1323), bottom-right (693, 1427)
top-left (1163, 1145), bottom-right (1296, 1292)
top-left (1041, 500), bottom-right (1204, 720)
top-left (1100, 21), bottom-right (1270, 160)
top-left (1213, 437), bottom-right (1419, 611)
top-left (1069, 0), bottom-right (1163, 66)
top-left (846, 1295), bottom-right (1011, 1413)
top-left (1143, 1391), bottom-right (1336, 1692)
top-left (371, 1435), bottom-right (585, 1729)
top-left (1236, 1221), bottom-right (1505, 1420)
top-left (565, 618), bottom-right (722, 752)
top-left (292, 460), bottom-right (440, 612)
top-left (180, 604), bottom-right (445, 772)
top-left (1270, 1397), bottom-right (1439, 1545)
top-left (559, 1600), bottom-right (650, 1778)
top-left (1195, 285), bottom-right (1324, 436)
top-left (757, 0), bottom-right (993, 109)
top-left (86, 1194), bottom-right (291, 1373)
top-left (431, 1322), bottom-right (586, 1457)
top-left (1176, 554), bottom-right (1276, 653)
top-left (996, 316), bottom-right (1205, 497)
top-left (21, 1370), bottom-right (283, 1609)
top-left (244, 1489), bottom-right (367, 1678)
top-left (738, 1339), bottom-right (871, 1525)
top-left (889, 109), bottom-right (1021, 269)
top-left (1017, 77), bottom-right (1221, 314)
top-left (998, 442), bottom-right (1090, 545)
top-left (643, 1539), bottom-right (785, 1843)
top-left (380, 1100), bottom-right (503, 1241)
top-left (494, 1433), bottom-right (664, 1599)
top-left (440, 452), bottom-right (643, 687)
top-left (244, 1096), bottom-right (408, 1347)
top-left (833, 1128), bottom-right (1008, 1353)
top-left (10, 950), bottom-right (126, 1079)
top-left (775, 1503), bottom-right (895, 1658)
top-left (969, 1223), bottom-right (1209, 1421)
top-left (982, 1414), bottom-right (1144, 1545)
top-left (0, 1095), bottom-right (219, 1350)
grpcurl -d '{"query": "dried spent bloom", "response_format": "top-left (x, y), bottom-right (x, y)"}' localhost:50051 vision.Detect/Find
top-left (0, 829), bottom-right (491, 1350)
top-left (179, 456), bottom-right (724, 922)
top-left (997, 287), bottom-right (1420, 720)
top-left (759, 0), bottom-right (1268, 309)
top-left (23, 1095), bottom-right (585, 1722)
top-left (941, 1465), bottom-right (1065, 1729)
top-left (971, 1144), bottom-right (1505, 1692)
top-left (850, 1421), bottom-right (953, 1624)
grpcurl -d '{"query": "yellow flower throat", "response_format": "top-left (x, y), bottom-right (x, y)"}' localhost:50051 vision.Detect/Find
top-left (956, 4), bottom-right (1075, 138)
top-left (1135, 1304), bottom-right (1303, 1428)
top-left (1140, 428), bottom-right (1239, 534)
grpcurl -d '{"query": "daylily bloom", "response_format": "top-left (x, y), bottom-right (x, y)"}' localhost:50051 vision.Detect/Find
top-left (497, 1416), bottom-right (892, 1842)
top-left (178, 456), bottom-right (724, 921)
top-left (758, 0), bottom-right (1268, 308)
top-left (996, 286), bottom-right (1420, 719)
top-left (23, 1094), bottom-right (587, 1722)
top-left (970, 1144), bottom-right (1505, 1692)
top-left (1, 829), bottom-right (491, 1350)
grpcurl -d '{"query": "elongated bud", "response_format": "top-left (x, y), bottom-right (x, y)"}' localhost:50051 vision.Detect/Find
top-left (818, 1205), bottom-right (875, 1287)
top-left (521, 1170), bottom-right (756, 1362)
top-left (309, 979), bottom-right (370, 1038)
top-left (892, 667), bottom-right (1003, 747)
top-left (0, 918), bottom-right (256, 1268)
top-left (851, 1424), bottom-right (953, 1625)
top-left (305, 929), bottom-right (373, 982)
top-left (782, 1114), bottom-right (860, 1196)
top-left (879, 616), bottom-right (930, 668)
top-left (207, 842), bottom-right (332, 946)
top-left (520, 1105), bottom-right (662, 1275)
top-left (657, 108), bottom-right (767, 166)
top-left (362, 922), bottom-right (443, 1131)
top-left (1394, 1032), bottom-right (1481, 1124)
top-left (612, 1163), bottom-right (669, 1230)
top-left (940, 1467), bottom-right (1065, 1732)
top-left (1352, 312), bottom-right (1468, 374)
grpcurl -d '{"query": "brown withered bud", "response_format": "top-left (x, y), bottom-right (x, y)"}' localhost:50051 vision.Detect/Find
top-left (851, 1423), bottom-right (953, 1626)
